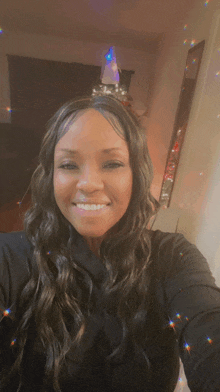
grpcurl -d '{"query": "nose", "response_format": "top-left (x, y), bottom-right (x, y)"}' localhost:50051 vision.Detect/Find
top-left (76, 165), bottom-right (104, 193)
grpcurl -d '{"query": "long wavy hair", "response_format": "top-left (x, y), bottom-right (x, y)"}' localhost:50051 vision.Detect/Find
top-left (1, 95), bottom-right (161, 391)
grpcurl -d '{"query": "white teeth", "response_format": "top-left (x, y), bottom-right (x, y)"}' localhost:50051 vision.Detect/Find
top-left (76, 204), bottom-right (106, 210)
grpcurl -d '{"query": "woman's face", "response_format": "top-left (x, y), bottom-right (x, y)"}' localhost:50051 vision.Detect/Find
top-left (53, 109), bottom-right (133, 242)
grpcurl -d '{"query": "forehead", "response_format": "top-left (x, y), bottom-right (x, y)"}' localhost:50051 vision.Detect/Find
top-left (55, 109), bottom-right (128, 154)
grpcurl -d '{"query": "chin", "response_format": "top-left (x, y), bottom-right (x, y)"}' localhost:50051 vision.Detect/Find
top-left (76, 228), bottom-right (108, 239)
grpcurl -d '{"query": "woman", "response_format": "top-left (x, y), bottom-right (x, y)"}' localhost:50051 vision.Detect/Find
top-left (0, 95), bottom-right (220, 392)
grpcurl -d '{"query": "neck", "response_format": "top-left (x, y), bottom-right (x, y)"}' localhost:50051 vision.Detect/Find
top-left (84, 236), bottom-right (103, 257)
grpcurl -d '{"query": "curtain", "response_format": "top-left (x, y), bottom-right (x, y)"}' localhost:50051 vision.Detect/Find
top-left (7, 55), bottom-right (134, 137)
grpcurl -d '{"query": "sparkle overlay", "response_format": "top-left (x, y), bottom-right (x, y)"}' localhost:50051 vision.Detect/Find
top-left (0, 307), bottom-right (12, 322)
top-left (184, 343), bottom-right (191, 353)
top-left (169, 320), bottom-right (175, 329)
top-left (0, 306), bottom-right (17, 348)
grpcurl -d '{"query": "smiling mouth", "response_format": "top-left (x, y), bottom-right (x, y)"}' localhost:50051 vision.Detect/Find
top-left (73, 203), bottom-right (111, 211)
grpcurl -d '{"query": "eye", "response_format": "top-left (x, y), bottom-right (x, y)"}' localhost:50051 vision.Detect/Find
top-left (58, 161), bottom-right (124, 170)
top-left (104, 162), bottom-right (124, 169)
top-left (59, 163), bottom-right (78, 170)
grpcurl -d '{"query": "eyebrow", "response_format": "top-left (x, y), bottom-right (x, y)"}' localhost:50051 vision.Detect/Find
top-left (58, 147), bottom-right (125, 155)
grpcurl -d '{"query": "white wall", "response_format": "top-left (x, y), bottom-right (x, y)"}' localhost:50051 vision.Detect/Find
top-left (0, 30), bottom-right (158, 123)
top-left (147, 6), bottom-right (220, 389)
top-left (147, 1), bottom-right (220, 280)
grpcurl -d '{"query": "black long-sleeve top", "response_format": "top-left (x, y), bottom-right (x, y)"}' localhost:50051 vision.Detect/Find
top-left (0, 229), bottom-right (220, 391)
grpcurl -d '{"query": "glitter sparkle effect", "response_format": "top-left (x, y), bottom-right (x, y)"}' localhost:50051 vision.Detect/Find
top-left (184, 343), bottom-right (191, 352)
top-left (207, 337), bottom-right (213, 344)
top-left (10, 339), bottom-right (16, 346)
top-left (0, 307), bottom-right (12, 322)
top-left (169, 320), bottom-right (175, 329)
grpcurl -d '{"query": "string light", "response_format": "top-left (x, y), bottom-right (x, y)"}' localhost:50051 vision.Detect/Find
top-left (190, 40), bottom-right (196, 47)
top-left (176, 313), bottom-right (181, 319)
top-left (47, 251), bottom-right (51, 255)
top-left (215, 71), bottom-right (220, 76)
top-left (180, 252), bottom-right (184, 256)
top-left (6, 107), bottom-right (12, 112)
top-left (183, 39), bottom-right (188, 45)
top-left (183, 25), bottom-right (188, 30)
top-left (0, 28), bottom-right (3, 34)
top-left (207, 337), bottom-right (213, 344)
top-left (204, 0), bottom-right (209, 6)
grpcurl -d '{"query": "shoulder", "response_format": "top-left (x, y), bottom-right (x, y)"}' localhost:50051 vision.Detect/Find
top-left (149, 229), bottom-right (187, 257)
top-left (148, 229), bottom-right (210, 279)
top-left (0, 231), bottom-right (35, 309)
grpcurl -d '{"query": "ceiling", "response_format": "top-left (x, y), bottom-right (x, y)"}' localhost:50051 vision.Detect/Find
top-left (1, 0), bottom-right (199, 53)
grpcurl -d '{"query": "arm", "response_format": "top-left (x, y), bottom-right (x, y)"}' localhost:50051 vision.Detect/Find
top-left (0, 232), bottom-right (33, 373)
top-left (160, 233), bottom-right (220, 391)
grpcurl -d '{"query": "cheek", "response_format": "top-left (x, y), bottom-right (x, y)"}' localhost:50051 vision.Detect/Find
top-left (117, 171), bottom-right (133, 203)
top-left (53, 174), bottom-right (74, 203)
